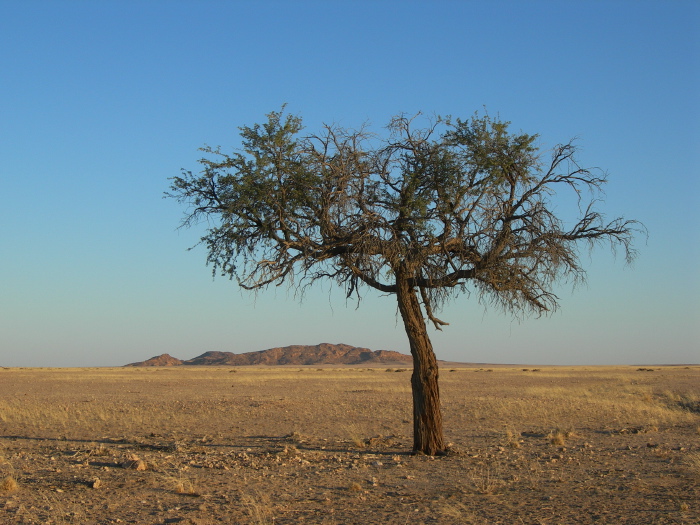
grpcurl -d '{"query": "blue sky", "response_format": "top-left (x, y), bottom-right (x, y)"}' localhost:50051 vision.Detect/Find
top-left (1, 1), bottom-right (698, 367)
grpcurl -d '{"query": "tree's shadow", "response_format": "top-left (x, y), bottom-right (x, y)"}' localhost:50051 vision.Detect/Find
top-left (0, 432), bottom-right (413, 457)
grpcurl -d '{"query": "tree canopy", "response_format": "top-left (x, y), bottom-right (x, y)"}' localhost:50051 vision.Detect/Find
top-left (168, 108), bottom-right (643, 454)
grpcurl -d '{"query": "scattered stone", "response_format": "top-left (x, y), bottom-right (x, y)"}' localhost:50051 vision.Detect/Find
top-left (121, 453), bottom-right (147, 470)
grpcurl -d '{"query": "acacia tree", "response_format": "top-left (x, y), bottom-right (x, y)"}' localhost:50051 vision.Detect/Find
top-left (168, 109), bottom-right (642, 455)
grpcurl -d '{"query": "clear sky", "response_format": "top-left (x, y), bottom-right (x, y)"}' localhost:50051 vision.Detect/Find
top-left (1, 1), bottom-right (698, 367)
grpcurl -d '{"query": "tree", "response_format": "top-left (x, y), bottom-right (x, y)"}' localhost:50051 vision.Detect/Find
top-left (167, 108), bottom-right (643, 455)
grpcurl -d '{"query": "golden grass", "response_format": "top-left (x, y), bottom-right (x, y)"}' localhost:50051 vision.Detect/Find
top-left (445, 369), bottom-right (697, 434)
top-left (469, 460), bottom-right (504, 495)
top-left (0, 365), bottom-right (698, 524)
top-left (548, 428), bottom-right (576, 446)
top-left (0, 444), bottom-right (18, 493)
top-left (0, 476), bottom-right (18, 492)
top-left (174, 477), bottom-right (199, 496)
top-left (504, 427), bottom-right (521, 448)
top-left (0, 366), bottom-right (697, 444)
top-left (242, 491), bottom-right (274, 525)
top-left (687, 452), bottom-right (700, 477)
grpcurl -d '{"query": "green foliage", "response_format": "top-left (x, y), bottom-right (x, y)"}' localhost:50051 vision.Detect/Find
top-left (168, 108), bottom-right (642, 321)
top-left (445, 113), bottom-right (539, 187)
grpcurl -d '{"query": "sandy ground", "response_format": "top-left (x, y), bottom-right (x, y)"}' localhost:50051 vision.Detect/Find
top-left (0, 365), bottom-right (698, 524)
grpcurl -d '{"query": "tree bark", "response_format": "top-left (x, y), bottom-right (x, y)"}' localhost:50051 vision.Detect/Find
top-left (395, 273), bottom-right (446, 455)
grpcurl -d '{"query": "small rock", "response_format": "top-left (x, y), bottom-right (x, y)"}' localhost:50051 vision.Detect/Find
top-left (122, 453), bottom-right (147, 470)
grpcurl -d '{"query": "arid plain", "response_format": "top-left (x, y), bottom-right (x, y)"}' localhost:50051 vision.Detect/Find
top-left (0, 365), bottom-right (698, 524)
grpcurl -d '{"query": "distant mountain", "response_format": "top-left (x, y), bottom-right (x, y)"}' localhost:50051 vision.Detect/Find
top-left (125, 343), bottom-right (412, 367)
top-left (184, 343), bottom-right (412, 366)
top-left (125, 353), bottom-right (184, 367)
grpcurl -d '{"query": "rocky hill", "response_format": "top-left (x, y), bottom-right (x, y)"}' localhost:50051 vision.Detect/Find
top-left (126, 343), bottom-right (412, 367)
top-left (125, 353), bottom-right (184, 367)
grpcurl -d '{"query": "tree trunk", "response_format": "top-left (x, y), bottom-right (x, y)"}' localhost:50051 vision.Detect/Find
top-left (395, 275), bottom-right (446, 455)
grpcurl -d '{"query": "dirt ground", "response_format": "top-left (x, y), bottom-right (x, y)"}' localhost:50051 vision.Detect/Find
top-left (0, 365), bottom-right (698, 524)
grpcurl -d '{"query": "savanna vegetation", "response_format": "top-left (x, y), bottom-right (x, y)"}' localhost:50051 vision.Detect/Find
top-left (1, 366), bottom-right (697, 524)
top-left (167, 109), bottom-right (644, 454)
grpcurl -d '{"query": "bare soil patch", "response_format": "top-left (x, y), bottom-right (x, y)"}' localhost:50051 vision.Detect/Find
top-left (1, 366), bottom-right (698, 524)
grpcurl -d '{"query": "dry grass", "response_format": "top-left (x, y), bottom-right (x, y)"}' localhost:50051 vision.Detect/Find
top-left (548, 428), bottom-right (576, 446)
top-left (0, 365), bottom-right (698, 523)
top-left (0, 476), bottom-right (18, 493)
top-left (164, 468), bottom-right (200, 497)
top-left (502, 427), bottom-right (521, 448)
top-left (348, 481), bottom-right (363, 491)
top-left (1, 366), bottom-right (696, 444)
top-left (242, 491), bottom-right (274, 525)
top-left (444, 370), bottom-right (697, 437)
top-left (469, 459), bottom-right (504, 495)
top-left (439, 501), bottom-right (478, 521)
top-left (687, 452), bottom-right (700, 476)
top-left (174, 478), bottom-right (199, 496)
top-left (0, 445), bottom-right (18, 493)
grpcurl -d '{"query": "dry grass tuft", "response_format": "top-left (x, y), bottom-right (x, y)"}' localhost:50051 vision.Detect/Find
top-left (548, 428), bottom-right (576, 446)
top-left (469, 461), bottom-right (503, 494)
top-left (242, 491), bottom-right (274, 524)
top-left (0, 476), bottom-right (18, 493)
top-left (0, 448), bottom-right (18, 493)
top-left (686, 453), bottom-right (700, 477)
top-left (439, 501), bottom-right (480, 522)
top-left (345, 423), bottom-right (367, 449)
top-left (504, 428), bottom-right (521, 448)
top-left (174, 479), bottom-right (199, 496)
